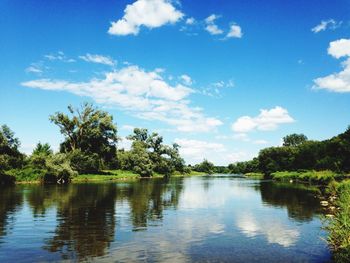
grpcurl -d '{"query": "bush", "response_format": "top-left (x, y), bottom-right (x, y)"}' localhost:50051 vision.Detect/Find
top-left (69, 150), bottom-right (100, 174)
top-left (7, 167), bottom-right (46, 182)
top-left (45, 153), bottom-right (77, 183)
top-left (327, 180), bottom-right (350, 262)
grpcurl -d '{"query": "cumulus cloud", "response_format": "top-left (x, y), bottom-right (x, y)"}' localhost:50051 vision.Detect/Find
top-left (231, 106), bottom-right (295, 133)
top-left (108, 0), bottom-right (183, 36)
top-left (313, 38), bottom-right (350, 93)
top-left (174, 138), bottom-right (251, 165)
top-left (79, 53), bottom-right (115, 66)
top-left (22, 65), bottom-right (222, 133)
top-left (311, 19), bottom-right (341, 33)
top-left (204, 14), bottom-right (223, 35)
top-left (175, 138), bottom-right (225, 161)
top-left (226, 24), bottom-right (242, 38)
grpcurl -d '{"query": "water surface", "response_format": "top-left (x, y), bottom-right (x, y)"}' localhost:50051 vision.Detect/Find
top-left (0, 175), bottom-right (331, 262)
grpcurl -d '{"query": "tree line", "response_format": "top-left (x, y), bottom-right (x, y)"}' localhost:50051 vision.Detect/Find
top-left (228, 129), bottom-right (350, 176)
top-left (0, 103), bottom-right (199, 184)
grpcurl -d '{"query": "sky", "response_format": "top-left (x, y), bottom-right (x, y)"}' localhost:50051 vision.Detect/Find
top-left (1, 0), bottom-right (350, 165)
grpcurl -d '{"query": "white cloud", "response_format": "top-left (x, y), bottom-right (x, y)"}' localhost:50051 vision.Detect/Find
top-left (226, 24), bottom-right (242, 38)
top-left (175, 138), bottom-right (225, 160)
top-left (44, 51), bottom-right (75, 63)
top-left (311, 19), bottom-right (341, 33)
top-left (25, 65), bottom-right (43, 74)
top-left (313, 39), bottom-right (350, 93)
top-left (204, 14), bottom-right (223, 35)
top-left (121, 124), bottom-right (135, 131)
top-left (79, 53), bottom-right (115, 66)
top-left (118, 137), bottom-right (132, 150)
top-left (185, 17), bottom-right (195, 25)
top-left (108, 0), bottom-right (183, 36)
top-left (175, 138), bottom-right (251, 165)
top-left (253, 139), bottom-right (268, 145)
top-left (327, 39), bottom-right (350, 59)
top-left (180, 74), bottom-right (192, 85)
top-left (232, 106), bottom-right (295, 133)
top-left (22, 65), bottom-right (222, 133)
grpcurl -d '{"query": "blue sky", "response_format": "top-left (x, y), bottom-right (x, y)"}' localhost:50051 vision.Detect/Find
top-left (1, 0), bottom-right (350, 165)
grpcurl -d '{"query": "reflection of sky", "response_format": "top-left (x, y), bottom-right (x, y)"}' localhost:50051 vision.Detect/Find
top-left (236, 212), bottom-right (300, 247)
top-left (108, 177), bottom-right (329, 262)
top-left (0, 177), bottom-right (330, 262)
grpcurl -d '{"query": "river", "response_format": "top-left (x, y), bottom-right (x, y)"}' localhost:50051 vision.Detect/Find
top-left (0, 175), bottom-right (331, 262)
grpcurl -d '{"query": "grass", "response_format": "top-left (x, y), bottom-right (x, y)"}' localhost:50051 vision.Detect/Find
top-left (326, 180), bottom-right (350, 262)
top-left (244, 172), bottom-right (264, 179)
top-left (6, 167), bottom-right (45, 183)
top-left (72, 169), bottom-right (206, 183)
top-left (271, 170), bottom-right (341, 184)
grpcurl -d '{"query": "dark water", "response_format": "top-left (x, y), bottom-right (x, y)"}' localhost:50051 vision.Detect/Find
top-left (0, 175), bottom-right (331, 262)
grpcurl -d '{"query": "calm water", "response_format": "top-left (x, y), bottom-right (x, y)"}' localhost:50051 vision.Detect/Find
top-left (0, 175), bottom-right (331, 262)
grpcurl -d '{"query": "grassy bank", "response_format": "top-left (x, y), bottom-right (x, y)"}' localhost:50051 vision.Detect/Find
top-left (5, 169), bottom-right (207, 184)
top-left (325, 180), bottom-right (350, 262)
top-left (244, 172), bottom-right (264, 179)
top-left (270, 170), bottom-right (344, 184)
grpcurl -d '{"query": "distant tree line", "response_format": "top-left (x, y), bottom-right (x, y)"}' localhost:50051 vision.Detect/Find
top-left (228, 129), bottom-right (350, 175)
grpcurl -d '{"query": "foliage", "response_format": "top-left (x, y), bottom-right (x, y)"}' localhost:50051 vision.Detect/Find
top-left (282, 133), bottom-right (308, 147)
top-left (193, 159), bottom-right (215, 174)
top-left (0, 125), bottom-right (25, 171)
top-left (271, 170), bottom-right (339, 184)
top-left (50, 103), bottom-right (118, 170)
top-left (69, 149), bottom-right (100, 174)
top-left (228, 158), bottom-right (259, 174)
top-left (326, 180), bottom-right (350, 262)
top-left (244, 172), bottom-right (264, 179)
top-left (0, 171), bottom-right (15, 185)
top-left (124, 128), bottom-right (186, 177)
top-left (129, 141), bottom-right (154, 177)
top-left (29, 142), bottom-right (53, 169)
top-left (44, 153), bottom-right (77, 183)
top-left (228, 126), bottom-right (350, 175)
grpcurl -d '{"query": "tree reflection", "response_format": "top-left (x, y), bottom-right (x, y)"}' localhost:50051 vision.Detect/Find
top-left (123, 177), bottom-right (184, 229)
top-left (43, 184), bottom-right (117, 260)
top-left (0, 186), bottom-right (23, 240)
top-left (259, 181), bottom-right (322, 222)
top-left (23, 178), bottom-right (185, 260)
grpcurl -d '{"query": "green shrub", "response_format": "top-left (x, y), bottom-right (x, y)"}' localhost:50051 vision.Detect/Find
top-left (69, 150), bottom-right (100, 174)
top-left (327, 180), bottom-right (350, 262)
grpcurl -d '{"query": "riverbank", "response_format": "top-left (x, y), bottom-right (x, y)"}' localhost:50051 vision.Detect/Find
top-left (5, 169), bottom-right (207, 184)
top-left (247, 169), bottom-right (350, 261)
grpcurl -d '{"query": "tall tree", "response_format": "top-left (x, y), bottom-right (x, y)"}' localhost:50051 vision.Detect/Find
top-left (50, 103), bottom-right (118, 168)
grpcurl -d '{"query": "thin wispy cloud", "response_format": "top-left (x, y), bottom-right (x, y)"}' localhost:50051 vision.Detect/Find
top-left (311, 19), bottom-right (342, 33)
top-left (79, 53), bottom-right (115, 66)
top-left (108, 0), bottom-right (184, 36)
top-left (44, 51), bottom-right (75, 62)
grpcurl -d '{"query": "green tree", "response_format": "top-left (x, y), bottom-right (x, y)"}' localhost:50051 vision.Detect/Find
top-left (194, 159), bottom-right (215, 174)
top-left (283, 133), bottom-right (308, 147)
top-left (130, 141), bottom-right (154, 177)
top-left (0, 125), bottom-right (24, 171)
top-left (50, 103), bottom-right (118, 171)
